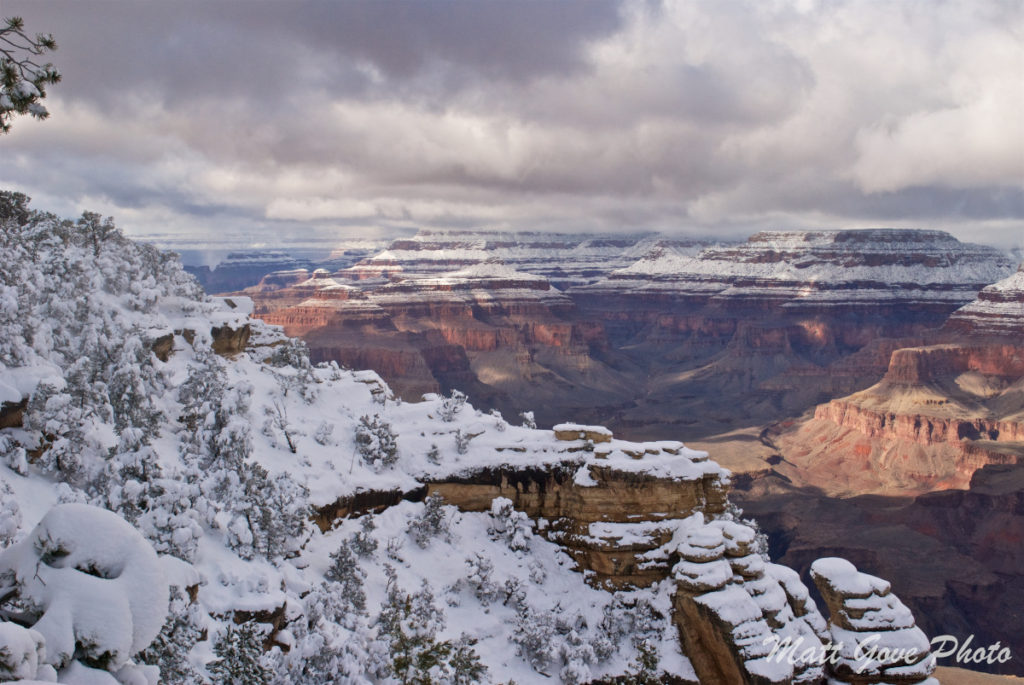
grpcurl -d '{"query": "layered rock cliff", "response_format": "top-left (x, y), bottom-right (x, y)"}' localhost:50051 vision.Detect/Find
top-left (773, 265), bottom-right (1024, 496)
top-left (242, 229), bottom-right (1014, 441)
top-left (568, 229), bottom-right (1013, 438)
top-left (341, 230), bottom-right (708, 288)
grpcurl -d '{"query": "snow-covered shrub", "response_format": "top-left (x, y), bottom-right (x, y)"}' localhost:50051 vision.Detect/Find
top-left (426, 443), bottom-right (441, 465)
top-left (0, 622), bottom-right (51, 682)
top-left (459, 553), bottom-right (502, 606)
top-left (313, 420), bottom-right (334, 446)
top-left (229, 464), bottom-right (310, 560)
top-left (438, 389), bottom-right (466, 422)
top-left (265, 339), bottom-right (318, 403)
top-left (623, 639), bottom-right (661, 684)
top-left (489, 408), bottom-right (507, 431)
top-left (512, 604), bottom-right (559, 672)
top-left (528, 559), bottom-right (547, 585)
top-left (454, 428), bottom-right (475, 455)
top-left (376, 566), bottom-right (487, 684)
top-left (385, 537), bottom-right (405, 562)
top-left (488, 497), bottom-right (533, 552)
top-left (595, 593), bottom-right (663, 662)
top-left (0, 482), bottom-right (20, 547)
top-left (0, 503), bottom-right (168, 673)
top-left (519, 410), bottom-right (537, 429)
top-left (350, 515), bottom-right (378, 557)
top-left (263, 401), bottom-right (298, 453)
top-left (0, 436), bottom-right (26, 476)
top-left (503, 577), bottom-right (528, 612)
top-left (264, 584), bottom-right (376, 684)
top-left (407, 493), bottom-right (451, 548)
top-left (324, 540), bottom-right (366, 616)
top-left (134, 478), bottom-right (203, 563)
top-left (559, 628), bottom-right (597, 685)
top-left (208, 621), bottom-right (269, 685)
top-left (355, 414), bottom-right (398, 471)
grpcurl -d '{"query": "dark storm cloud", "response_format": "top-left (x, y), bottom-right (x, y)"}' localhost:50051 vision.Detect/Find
top-left (11, 1), bottom-right (623, 107)
top-left (0, 0), bottom-right (1020, 249)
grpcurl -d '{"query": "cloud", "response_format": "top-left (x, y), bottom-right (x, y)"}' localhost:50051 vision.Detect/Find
top-left (0, 0), bottom-right (1021, 248)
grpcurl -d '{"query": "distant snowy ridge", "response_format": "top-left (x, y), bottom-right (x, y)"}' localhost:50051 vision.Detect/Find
top-left (579, 228), bottom-right (1014, 306)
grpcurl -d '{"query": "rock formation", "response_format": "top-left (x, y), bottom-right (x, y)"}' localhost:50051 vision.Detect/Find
top-left (312, 418), bottom-right (941, 684)
top-left (773, 264), bottom-right (1024, 496)
top-left (810, 558), bottom-right (937, 685)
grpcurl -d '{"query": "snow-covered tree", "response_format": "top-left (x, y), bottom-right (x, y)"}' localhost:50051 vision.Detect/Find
top-left (138, 587), bottom-right (204, 684)
top-left (0, 482), bottom-right (20, 547)
top-left (377, 566), bottom-right (486, 684)
top-left (208, 621), bottom-right (269, 685)
top-left (459, 553), bottom-right (501, 606)
top-left (407, 493), bottom-right (451, 548)
top-left (351, 514), bottom-right (379, 557)
top-left (324, 540), bottom-right (366, 617)
top-left (488, 497), bottom-right (533, 552)
top-left (355, 413), bottom-right (398, 471)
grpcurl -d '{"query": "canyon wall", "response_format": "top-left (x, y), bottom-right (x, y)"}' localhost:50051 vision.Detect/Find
top-left (239, 229), bottom-right (1014, 440)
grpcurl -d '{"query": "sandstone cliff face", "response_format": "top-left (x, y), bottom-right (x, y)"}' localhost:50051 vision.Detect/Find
top-left (774, 339), bottom-right (1024, 496)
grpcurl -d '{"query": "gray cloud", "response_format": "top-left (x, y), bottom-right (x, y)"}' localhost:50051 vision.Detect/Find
top-left (0, 0), bottom-right (1021, 250)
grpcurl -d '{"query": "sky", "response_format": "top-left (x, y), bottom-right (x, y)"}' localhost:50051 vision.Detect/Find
top-left (1, 0), bottom-right (1022, 249)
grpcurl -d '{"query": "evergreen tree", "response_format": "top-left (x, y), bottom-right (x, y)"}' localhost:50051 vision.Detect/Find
top-left (351, 514), bottom-right (379, 557)
top-left (324, 540), bottom-right (367, 616)
top-left (377, 567), bottom-right (486, 684)
top-left (355, 413), bottom-right (398, 471)
top-left (208, 622), bottom-right (269, 685)
top-left (0, 16), bottom-right (60, 134)
top-left (407, 493), bottom-right (451, 548)
top-left (138, 587), bottom-right (204, 684)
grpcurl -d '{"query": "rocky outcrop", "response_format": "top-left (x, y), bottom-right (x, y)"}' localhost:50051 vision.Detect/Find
top-left (670, 521), bottom-right (829, 684)
top-left (210, 323), bottom-right (251, 357)
top-left (773, 339), bottom-right (1024, 496)
top-left (426, 453), bottom-right (729, 588)
top-left (0, 398), bottom-right (27, 430)
top-left (810, 558), bottom-right (937, 685)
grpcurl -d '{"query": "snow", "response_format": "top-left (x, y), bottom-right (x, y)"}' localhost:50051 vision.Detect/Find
top-left (810, 557), bottom-right (890, 597)
top-left (0, 504), bottom-right (169, 669)
top-left (581, 229), bottom-right (1014, 306)
top-left (573, 465), bottom-right (599, 487)
top-left (0, 622), bottom-right (47, 681)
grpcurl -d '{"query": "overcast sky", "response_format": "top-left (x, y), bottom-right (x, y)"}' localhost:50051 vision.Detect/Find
top-left (1, 0), bottom-right (1022, 248)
